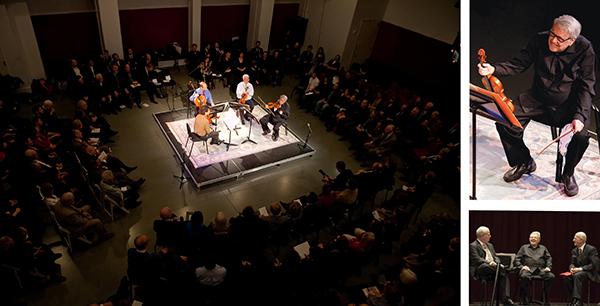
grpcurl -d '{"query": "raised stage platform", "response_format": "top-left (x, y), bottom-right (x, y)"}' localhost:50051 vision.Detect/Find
top-left (154, 102), bottom-right (315, 187)
top-left (470, 115), bottom-right (600, 200)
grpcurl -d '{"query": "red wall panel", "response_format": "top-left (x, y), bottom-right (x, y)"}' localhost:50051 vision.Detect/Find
top-left (200, 5), bottom-right (249, 50)
top-left (119, 8), bottom-right (188, 54)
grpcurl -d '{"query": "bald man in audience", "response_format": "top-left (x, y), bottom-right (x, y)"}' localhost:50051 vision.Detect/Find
top-left (53, 192), bottom-right (113, 242)
top-left (127, 234), bottom-right (153, 285)
top-left (515, 231), bottom-right (554, 305)
top-left (153, 207), bottom-right (185, 250)
top-left (469, 226), bottom-right (515, 305)
top-left (565, 231), bottom-right (600, 306)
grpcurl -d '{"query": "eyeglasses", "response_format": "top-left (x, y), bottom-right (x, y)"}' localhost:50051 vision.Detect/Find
top-left (549, 30), bottom-right (572, 44)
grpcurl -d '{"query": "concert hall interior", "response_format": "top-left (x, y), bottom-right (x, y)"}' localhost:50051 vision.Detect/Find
top-left (0, 0), bottom-right (458, 305)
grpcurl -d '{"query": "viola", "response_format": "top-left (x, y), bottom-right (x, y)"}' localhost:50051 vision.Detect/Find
top-left (477, 49), bottom-right (515, 112)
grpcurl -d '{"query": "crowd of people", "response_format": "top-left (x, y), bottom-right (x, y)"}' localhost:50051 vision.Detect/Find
top-left (1, 37), bottom-right (459, 306)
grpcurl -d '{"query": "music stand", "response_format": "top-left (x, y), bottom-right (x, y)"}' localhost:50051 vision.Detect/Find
top-left (209, 102), bottom-right (227, 132)
top-left (221, 108), bottom-right (240, 151)
top-left (241, 112), bottom-right (259, 145)
top-left (470, 83), bottom-right (523, 200)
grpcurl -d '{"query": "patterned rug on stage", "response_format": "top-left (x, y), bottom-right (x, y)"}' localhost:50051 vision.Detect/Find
top-left (471, 115), bottom-right (600, 200)
top-left (154, 105), bottom-right (315, 187)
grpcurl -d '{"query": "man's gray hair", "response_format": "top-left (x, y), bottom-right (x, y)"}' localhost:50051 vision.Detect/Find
top-left (554, 15), bottom-right (582, 39)
top-left (476, 226), bottom-right (490, 238)
top-left (530, 231), bottom-right (541, 238)
top-left (279, 95), bottom-right (288, 102)
top-left (576, 231), bottom-right (587, 242)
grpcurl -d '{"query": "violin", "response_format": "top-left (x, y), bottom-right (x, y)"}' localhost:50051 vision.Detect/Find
top-left (477, 49), bottom-right (515, 112)
top-left (266, 100), bottom-right (282, 109)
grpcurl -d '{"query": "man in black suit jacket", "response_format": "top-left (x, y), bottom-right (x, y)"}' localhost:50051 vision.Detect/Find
top-left (127, 234), bottom-right (152, 283)
top-left (565, 231), bottom-right (600, 306)
top-left (469, 226), bottom-right (515, 305)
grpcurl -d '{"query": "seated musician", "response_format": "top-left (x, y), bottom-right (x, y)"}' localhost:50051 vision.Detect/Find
top-left (194, 105), bottom-right (221, 145)
top-left (189, 81), bottom-right (214, 115)
top-left (477, 15), bottom-right (595, 197)
top-left (236, 74), bottom-right (255, 125)
top-left (260, 95), bottom-right (290, 141)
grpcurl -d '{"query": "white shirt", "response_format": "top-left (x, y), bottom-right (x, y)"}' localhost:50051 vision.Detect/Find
top-left (306, 76), bottom-right (320, 92)
top-left (478, 239), bottom-right (494, 263)
top-left (195, 264), bottom-right (226, 286)
top-left (73, 67), bottom-right (82, 78)
top-left (236, 81), bottom-right (254, 100)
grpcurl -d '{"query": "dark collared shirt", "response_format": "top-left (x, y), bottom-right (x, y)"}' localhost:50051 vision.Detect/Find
top-left (494, 31), bottom-right (596, 123)
top-left (515, 243), bottom-right (553, 271)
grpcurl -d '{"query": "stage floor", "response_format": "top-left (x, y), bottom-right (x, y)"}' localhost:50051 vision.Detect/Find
top-left (154, 103), bottom-right (315, 187)
top-left (470, 115), bottom-right (600, 200)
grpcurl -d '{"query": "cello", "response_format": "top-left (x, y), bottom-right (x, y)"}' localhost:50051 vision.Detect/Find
top-left (477, 48), bottom-right (515, 112)
top-left (187, 81), bottom-right (215, 120)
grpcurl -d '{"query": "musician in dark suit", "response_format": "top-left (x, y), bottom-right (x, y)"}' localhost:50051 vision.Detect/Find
top-left (515, 231), bottom-right (554, 305)
top-left (477, 15), bottom-right (595, 196)
top-left (469, 226), bottom-right (515, 305)
top-left (565, 231), bottom-right (600, 306)
top-left (260, 95), bottom-right (290, 142)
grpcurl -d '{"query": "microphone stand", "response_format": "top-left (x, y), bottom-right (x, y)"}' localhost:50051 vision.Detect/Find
top-left (301, 122), bottom-right (312, 150)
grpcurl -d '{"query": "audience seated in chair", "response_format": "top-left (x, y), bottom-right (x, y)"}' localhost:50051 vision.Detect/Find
top-left (53, 192), bottom-right (113, 243)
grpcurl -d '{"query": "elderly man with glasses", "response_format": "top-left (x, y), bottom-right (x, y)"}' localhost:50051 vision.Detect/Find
top-left (478, 15), bottom-right (596, 196)
top-left (515, 231), bottom-right (554, 305)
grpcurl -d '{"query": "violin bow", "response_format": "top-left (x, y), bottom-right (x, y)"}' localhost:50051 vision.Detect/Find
top-left (536, 128), bottom-right (574, 155)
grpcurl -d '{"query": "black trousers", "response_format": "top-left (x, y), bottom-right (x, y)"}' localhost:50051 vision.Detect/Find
top-left (260, 114), bottom-right (285, 136)
top-left (475, 262), bottom-right (511, 302)
top-left (238, 99), bottom-right (255, 123)
top-left (565, 271), bottom-right (593, 300)
top-left (518, 268), bottom-right (554, 302)
top-left (495, 95), bottom-right (590, 176)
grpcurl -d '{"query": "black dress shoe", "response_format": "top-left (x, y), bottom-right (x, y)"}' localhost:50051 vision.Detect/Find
top-left (272, 134), bottom-right (279, 141)
top-left (562, 174), bottom-right (578, 197)
top-left (503, 159), bottom-right (536, 182)
top-left (503, 298), bottom-right (516, 305)
top-left (262, 130), bottom-right (270, 136)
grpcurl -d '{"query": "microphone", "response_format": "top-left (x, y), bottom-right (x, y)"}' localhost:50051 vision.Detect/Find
top-left (307, 122), bottom-right (312, 133)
